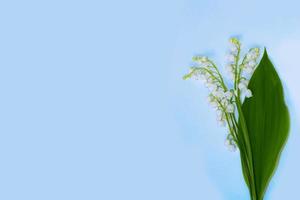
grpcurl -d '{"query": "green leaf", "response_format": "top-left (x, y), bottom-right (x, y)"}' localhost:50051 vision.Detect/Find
top-left (241, 49), bottom-right (290, 199)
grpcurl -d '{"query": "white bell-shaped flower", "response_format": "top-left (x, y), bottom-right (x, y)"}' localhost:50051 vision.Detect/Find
top-left (224, 91), bottom-right (233, 100)
top-left (248, 61), bottom-right (256, 67)
top-left (225, 138), bottom-right (231, 146)
top-left (216, 109), bottom-right (223, 117)
top-left (212, 87), bottom-right (225, 99)
top-left (225, 134), bottom-right (237, 152)
top-left (238, 82), bottom-right (247, 91)
top-left (218, 120), bottom-right (226, 127)
top-left (244, 65), bottom-right (254, 74)
top-left (240, 79), bottom-right (249, 86)
top-left (228, 144), bottom-right (237, 152)
top-left (230, 45), bottom-right (238, 53)
top-left (244, 89), bottom-right (253, 98)
top-left (226, 104), bottom-right (235, 113)
top-left (217, 111), bottom-right (226, 126)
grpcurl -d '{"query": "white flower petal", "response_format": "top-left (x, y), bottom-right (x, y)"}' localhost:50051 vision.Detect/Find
top-left (216, 109), bottom-right (223, 117)
top-left (221, 98), bottom-right (229, 106)
top-left (228, 144), bottom-right (237, 152)
top-left (240, 79), bottom-right (249, 86)
top-left (225, 64), bottom-right (234, 73)
top-left (244, 66), bottom-right (254, 74)
top-left (224, 91), bottom-right (233, 100)
top-left (248, 61), bottom-right (256, 67)
top-left (230, 45), bottom-right (238, 53)
top-left (245, 89), bottom-right (253, 98)
top-left (227, 55), bottom-right (235, 62)
top-left (227, 134), bottom-right (233, 140)
top-left (225, 139), bottom-right (231, 147)
top-left (218, 120), bottom-right (226, 127)
top-left (208, 84), bottom-right (218, 91)
top-left (238, 83), bottom-right (247, 90)
top-left (226, 104), bottom-right (235, 113)
top-left (209, 101), bottom-right (218, 108)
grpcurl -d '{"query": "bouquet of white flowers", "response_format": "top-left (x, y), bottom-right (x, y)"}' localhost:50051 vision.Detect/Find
top-left (184, 38), bottom-right (290, 200)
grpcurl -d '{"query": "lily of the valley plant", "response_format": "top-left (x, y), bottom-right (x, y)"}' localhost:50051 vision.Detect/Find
top-left (184, 38), bottom-right (290, 200)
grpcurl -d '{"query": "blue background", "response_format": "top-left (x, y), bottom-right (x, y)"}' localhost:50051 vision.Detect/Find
top-left (0, 0), bottom-right (300, 199)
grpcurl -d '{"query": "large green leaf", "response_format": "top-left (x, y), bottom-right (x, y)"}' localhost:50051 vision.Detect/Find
top-left (241, 49), bottom-right (290, 199)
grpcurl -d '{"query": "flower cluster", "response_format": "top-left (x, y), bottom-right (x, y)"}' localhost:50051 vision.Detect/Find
top-left (183, 37), bottom-right (261, 152)
top-left (226, 39), bottom-right (260, 99)
top-left (207, 90), bottom-right (234, 126)
top-left (242, 48), bottom-right (260, 75)
top-left (225, 38), bottom-right (241, 81)
top-left (183, 55), bottom-right (235, 127)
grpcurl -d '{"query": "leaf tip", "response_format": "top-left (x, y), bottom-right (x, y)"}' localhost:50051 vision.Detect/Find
top-left (263, 47), bottom-right (268, 56)
top-left (260, 47), bottom-right (271, 64)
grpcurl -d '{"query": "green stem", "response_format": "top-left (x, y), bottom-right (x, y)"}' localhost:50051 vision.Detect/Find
top-left (234, 47), bottom-right (241, 90)
top-left (209, 61), bottom-right (228, 90)
top-left (229, 113), bottom-right (256, 199)
top-left (235, 96), bottom-right (257, 200)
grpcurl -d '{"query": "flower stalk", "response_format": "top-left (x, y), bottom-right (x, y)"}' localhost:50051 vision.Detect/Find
top-left (183, 37), bottom-right (261, 199)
